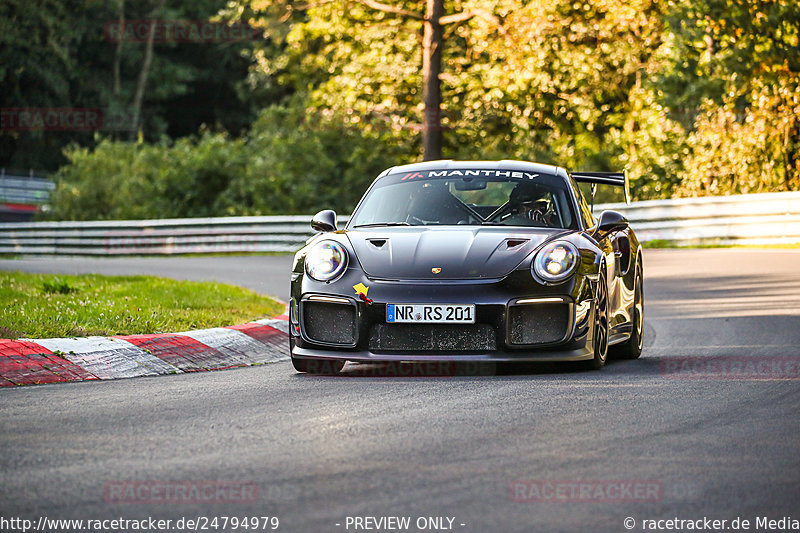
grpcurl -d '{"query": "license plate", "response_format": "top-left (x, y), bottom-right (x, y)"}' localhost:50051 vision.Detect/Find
top-left (386, 304), bottom-right (475, 324)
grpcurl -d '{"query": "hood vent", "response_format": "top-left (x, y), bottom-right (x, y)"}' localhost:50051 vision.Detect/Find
top-left (506, 238), bottom-right (529, 249)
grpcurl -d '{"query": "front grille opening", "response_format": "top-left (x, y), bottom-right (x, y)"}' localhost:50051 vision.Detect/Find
top-left (302, 300), bottom-right (357, 346)
top-left (508, 303), bottom-right (570, 345)
top-left (369, 323), bottom-right (496, 352)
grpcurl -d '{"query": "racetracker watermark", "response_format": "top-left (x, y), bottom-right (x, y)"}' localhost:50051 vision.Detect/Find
top-left (104, 481), bottom-right (258, 504)
top-left (1, 108), bottom-right (137, 132)
top-left (104, 20), bottom-right (260, 43)
top-left (509, 480), bottom-right (662, 503)
top-left (1, 108), bottom-right (101, 132)
top-left (0, 515), bottom-right (280, 532)
top-left (660, 356), bottom-right (800, 380)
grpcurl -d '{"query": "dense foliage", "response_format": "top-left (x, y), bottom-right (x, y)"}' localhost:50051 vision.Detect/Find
top-left (2, 0), bottom-right (797, 219)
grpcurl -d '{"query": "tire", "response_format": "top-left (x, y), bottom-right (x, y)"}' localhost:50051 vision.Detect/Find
top-left (582, 266), bottom-right (609, 370)
top-left (610, 261), bottom-right (644, 360)
top-left (291, 356), bottom-right (345, 374)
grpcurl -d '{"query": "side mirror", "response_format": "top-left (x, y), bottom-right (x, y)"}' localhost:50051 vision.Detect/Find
top-left (594, 210), bottom-right (628, 236)
top-left (311, 209), bottom-right (337, 232)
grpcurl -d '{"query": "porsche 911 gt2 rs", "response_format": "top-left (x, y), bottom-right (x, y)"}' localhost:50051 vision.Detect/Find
top-left (289, 160), bottom-right (644, 373)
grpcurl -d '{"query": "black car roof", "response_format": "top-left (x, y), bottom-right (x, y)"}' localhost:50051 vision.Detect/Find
top-left (378, 159), bottom-right (564, 178)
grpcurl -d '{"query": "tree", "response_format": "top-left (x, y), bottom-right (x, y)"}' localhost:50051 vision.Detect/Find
top-left (349, 0), bottom-right (505, 159)
top-left (128, 0), bottom-right (167, 140)
top-left (660, 0), bottom-right (800, 194)
top-left (235, 0), bottom-right (502, 160)
top-left (0, 0), bottom-right (82, 169)
top-left (1, 0), bottom-right (260, 171)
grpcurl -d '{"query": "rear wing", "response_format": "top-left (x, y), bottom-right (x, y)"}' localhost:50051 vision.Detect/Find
top-left (571, 170), bottom-right (631, 205)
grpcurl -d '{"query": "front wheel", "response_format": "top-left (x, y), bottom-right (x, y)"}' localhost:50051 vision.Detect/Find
top-left (582, 266), bottom-right (609, 370)
top-left (291, 356), bottom-right (345, 374)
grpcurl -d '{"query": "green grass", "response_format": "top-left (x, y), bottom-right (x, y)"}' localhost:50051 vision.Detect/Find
top-left (0, 272), bottom-right (284, 339)
top-left (0, 252), bottom-right (293, 259)
top-left (642, 239), bottom-right (679, 249)
top-left (643, 240), bottom-right (800, 249)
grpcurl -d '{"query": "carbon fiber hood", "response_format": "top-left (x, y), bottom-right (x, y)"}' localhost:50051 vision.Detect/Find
top-left (347, 227), bottom-right (559, 280)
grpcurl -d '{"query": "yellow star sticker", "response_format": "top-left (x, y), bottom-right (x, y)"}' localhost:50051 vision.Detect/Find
top-left (353, 283), bottom-right (369, 296)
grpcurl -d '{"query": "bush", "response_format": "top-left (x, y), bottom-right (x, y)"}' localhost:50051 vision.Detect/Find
top-left (48, 104), bottom-right (412, 220)
top-left (216, 105), bottom-right (410, 215)
top-left (48, 132), bottom-right (248, 220)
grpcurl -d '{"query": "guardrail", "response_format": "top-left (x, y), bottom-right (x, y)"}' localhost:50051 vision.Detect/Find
top-left (599, 191), bottom-right (800, 246)
top-left (0, 191), bottom-right (798, 255)
top-left (0, 175), bottom-right (55, 205)
top-left (0, 216), bottom-right (324, 255)
top-left (0, 174), bottom-right (55, 222)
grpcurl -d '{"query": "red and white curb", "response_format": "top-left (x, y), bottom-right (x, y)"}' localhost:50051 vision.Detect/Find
top-left (0, 317), bottom-right (289, 386)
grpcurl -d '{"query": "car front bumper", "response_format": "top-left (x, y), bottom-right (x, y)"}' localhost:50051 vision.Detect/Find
top-left (290, 269), bottom-right (598, 363)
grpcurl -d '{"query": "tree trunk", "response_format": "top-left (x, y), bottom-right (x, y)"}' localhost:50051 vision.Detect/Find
top-left (111, 0), bottom-right (125, 140)
top-left (787, 121), bottom-right (798, 190)
top-left (129, 0), bottom-right (166, 141)
top-left (113, 0), bottom-right (124, 97)
top-left (422, 0), bottom-right (443, 161)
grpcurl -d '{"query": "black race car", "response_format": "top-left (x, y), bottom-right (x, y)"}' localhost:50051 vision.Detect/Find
top-left (289, 160), bottom-right (643, 373)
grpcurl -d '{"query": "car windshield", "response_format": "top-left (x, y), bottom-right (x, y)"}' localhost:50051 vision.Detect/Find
top-left (349, 170), bottom-right (576, 229)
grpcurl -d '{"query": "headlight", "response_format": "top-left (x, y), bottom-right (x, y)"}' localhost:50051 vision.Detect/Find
top-left (532, 241), bottom-right (579, 283)
top-left (305, 240), bottom-right (348, 282)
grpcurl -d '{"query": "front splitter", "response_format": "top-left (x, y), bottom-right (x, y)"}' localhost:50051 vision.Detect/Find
top-left (291, 345), bottom-right (594, 363)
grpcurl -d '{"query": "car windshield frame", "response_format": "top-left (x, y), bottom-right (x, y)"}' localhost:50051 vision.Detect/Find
top-left (347, 170), bottom-right (578, 230)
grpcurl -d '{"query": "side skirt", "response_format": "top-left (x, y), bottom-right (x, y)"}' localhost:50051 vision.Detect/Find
top-left (608, 323), bottom-right (632, 346)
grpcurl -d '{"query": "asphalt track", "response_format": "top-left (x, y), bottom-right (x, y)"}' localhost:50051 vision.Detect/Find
top-left (1, 249), bottom-right (799, 533)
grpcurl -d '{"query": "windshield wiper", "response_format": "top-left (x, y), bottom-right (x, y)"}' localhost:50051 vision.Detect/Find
top-left (352, 222), bottom-right (412, 228)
